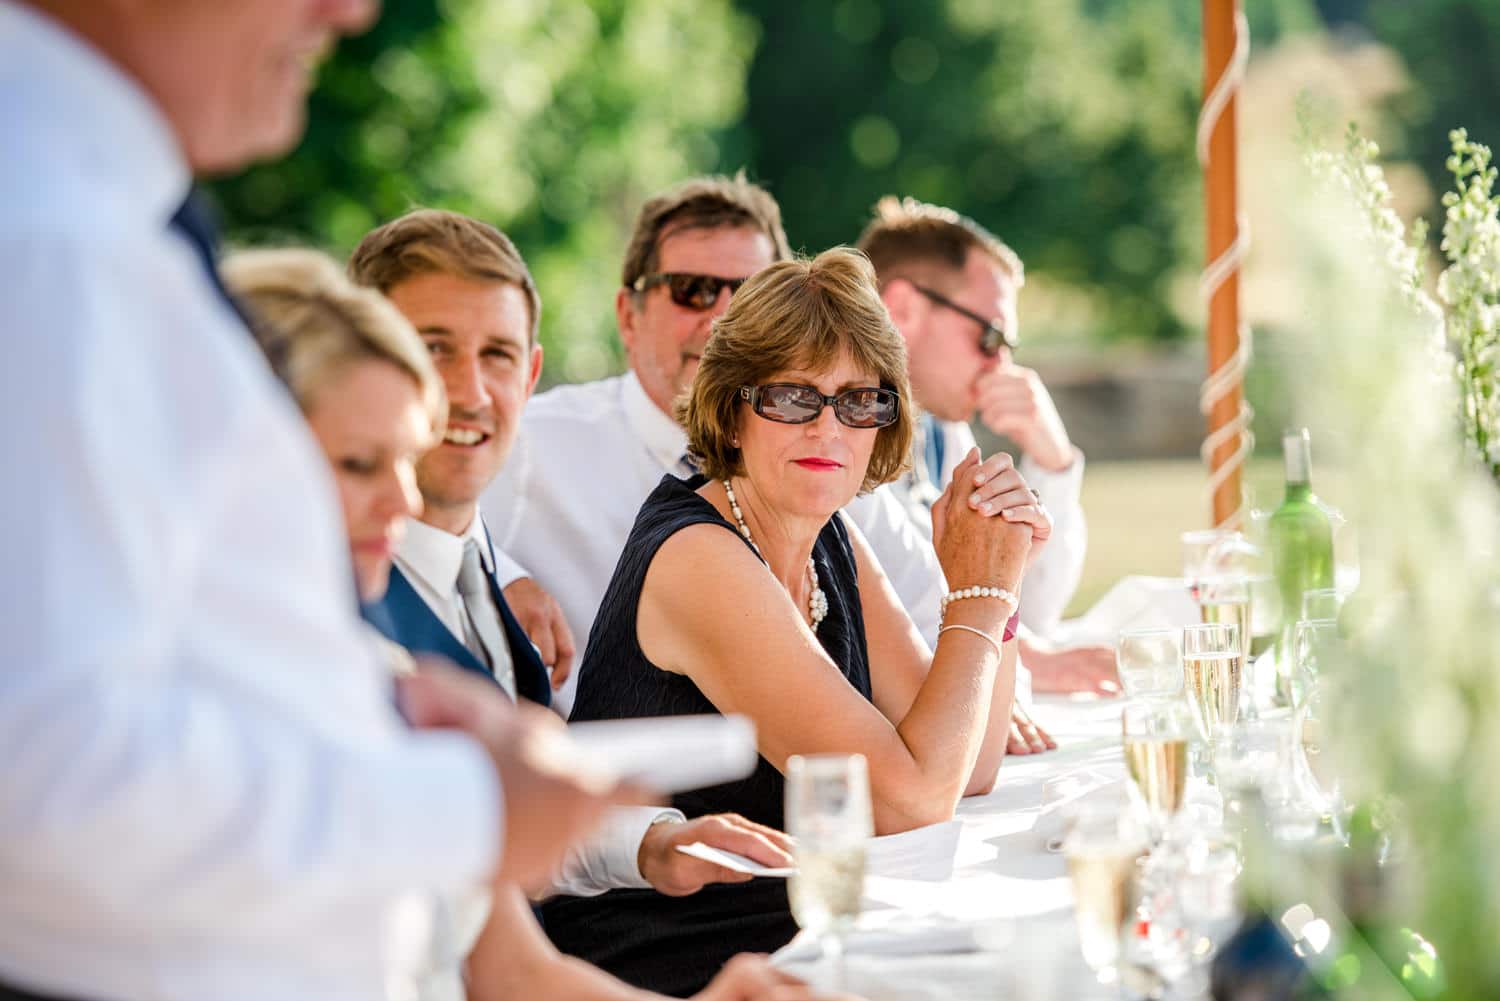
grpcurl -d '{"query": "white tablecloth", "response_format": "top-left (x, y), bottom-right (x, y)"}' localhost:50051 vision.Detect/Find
top-left (776, 696), bottom-right (1131, 1000)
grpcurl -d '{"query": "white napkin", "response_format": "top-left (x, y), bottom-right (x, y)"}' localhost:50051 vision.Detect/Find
top-left (1051, 574), bottom-right (1199, 648)
top-left (867, 819), bottom-right (962, 881)
top-left (772, 918), bottom-right (982, 964)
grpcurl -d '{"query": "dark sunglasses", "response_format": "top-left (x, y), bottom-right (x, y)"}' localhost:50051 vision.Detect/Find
top-left (739, 383), bottom-right (901, 429)
top-left (632, 272), bottom-right (748, 310)
top-left (913, 284), bottom-right (1017, 357)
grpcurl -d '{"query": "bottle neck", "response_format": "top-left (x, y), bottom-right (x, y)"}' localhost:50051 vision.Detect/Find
top-left (1283, 432), bottom-right (1313, 492)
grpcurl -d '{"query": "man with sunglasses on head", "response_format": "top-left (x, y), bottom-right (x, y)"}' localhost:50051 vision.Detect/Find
top-left (483, 175), bottom-right (1056, 753)
top-left (852, 196), bottom-right (1119, 697)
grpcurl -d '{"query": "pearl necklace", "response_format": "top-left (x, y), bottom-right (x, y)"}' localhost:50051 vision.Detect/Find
top-left (723, 478), bottom-right (828, 631)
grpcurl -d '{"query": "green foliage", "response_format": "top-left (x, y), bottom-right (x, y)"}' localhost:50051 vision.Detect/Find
top-left (1366, 0), bottom-right (1500, 205)
top-left (214, 0), bottom-right (1343, 372)
top-left (213, 0), bottom-right (755, 384)
top-left (723, 0), bottom-right (1320, 345)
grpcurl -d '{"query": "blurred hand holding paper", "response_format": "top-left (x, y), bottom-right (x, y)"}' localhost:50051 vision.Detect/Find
top-left (565, 715), bottom-right (758, 794)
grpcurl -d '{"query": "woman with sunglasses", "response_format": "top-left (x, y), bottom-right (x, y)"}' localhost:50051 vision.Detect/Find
top-left (225, 248), bottom-right (857, 1001)
top-left (542, 247), bottom-right (1051, 995)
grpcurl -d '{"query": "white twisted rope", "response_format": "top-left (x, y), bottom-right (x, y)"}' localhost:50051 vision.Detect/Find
top-left (1196, 8), bottom-right (1253, 530)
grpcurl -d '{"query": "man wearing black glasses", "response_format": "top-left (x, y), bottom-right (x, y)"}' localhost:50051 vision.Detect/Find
top-left (481, 177), bottom-right (1056, 752)
top-left (854, 197), bottom-right (1119, 697)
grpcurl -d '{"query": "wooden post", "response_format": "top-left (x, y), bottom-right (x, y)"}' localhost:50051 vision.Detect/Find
top-left (1203, 0), bottom-right (1242, 528)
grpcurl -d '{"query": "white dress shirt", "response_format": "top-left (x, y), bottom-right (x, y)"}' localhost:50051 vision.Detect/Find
top-left (0, 7), bottom-right (499, 999)
top-left (393, 514), bottom-right (680, 899)
top-left (868, 415), bottom-right (1088, 637)
top-left (394, 516), bottom-right (517, 699)
top-left (482, 371), bottom-right (949, 715)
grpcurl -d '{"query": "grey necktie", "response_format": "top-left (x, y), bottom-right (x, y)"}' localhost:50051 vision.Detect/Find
top-left (456, 540), bottom-right (516, 699)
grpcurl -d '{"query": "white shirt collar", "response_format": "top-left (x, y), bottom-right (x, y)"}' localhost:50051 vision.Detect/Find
top-left (397, 512), bottom-right (492, 599)
top-left (1, 2), bottom-right (192, 228)
top-left (621, 370), bottom-right (689, 474)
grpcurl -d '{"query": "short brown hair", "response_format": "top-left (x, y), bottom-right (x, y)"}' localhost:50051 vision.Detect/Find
top-left (678, 247), bottom-right (913, 492)
top-left (621, 173), bottom-right (793, 290)
top-left (348, 208), bottom-right (541, 343)
top-left (223, 247), bottom-right (445, 429)
top-left (855, 196), bottom-right (1024, 292)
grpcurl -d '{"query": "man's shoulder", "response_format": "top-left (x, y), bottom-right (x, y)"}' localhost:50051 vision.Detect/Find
top-left (525, 374), bottom-right (627, 425)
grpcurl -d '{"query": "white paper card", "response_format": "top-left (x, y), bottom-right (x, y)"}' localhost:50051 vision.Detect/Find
top-left (675, 842), bottom-right (796, 878)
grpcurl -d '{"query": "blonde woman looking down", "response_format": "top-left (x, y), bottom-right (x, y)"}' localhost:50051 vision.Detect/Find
top-left (542, 247), bottom-right (1051, 995)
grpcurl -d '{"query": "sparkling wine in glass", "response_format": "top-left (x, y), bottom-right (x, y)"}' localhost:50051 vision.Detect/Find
top-left (1065, 812), bottom-right (1147, 986)
top-left (1121, 700), bottom-right (1193, 841)
top-left (786, 753), bottom-right (872, 989)
top-left (1181, 623), bottom-right (1243, 747)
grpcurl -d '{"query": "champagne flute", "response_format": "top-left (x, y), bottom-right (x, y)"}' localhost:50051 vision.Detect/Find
top-left (1198, 577), bottom-right (1251, 678)
top-left (1064, 809), bottom-right (1148, 987)
top-left (1181, 623), bottom-right (1243, 751)
top-left (1115, 628), bottom-right (1184, 701)
top-left (1121, 699), bottom-right (1194, 842)
top-left (785, 753), bottom-right (872, 990)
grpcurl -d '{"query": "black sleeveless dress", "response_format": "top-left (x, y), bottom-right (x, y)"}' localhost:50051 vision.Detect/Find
top-left (540, 474), bottom-right (873, 997)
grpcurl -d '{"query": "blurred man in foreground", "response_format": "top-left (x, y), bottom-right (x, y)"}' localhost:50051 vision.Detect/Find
top-left (0, 3), bottom-right (630, 998)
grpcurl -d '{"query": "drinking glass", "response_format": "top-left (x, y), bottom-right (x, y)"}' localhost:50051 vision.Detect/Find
top-left (1300, 588), bottom-right (1342, 622)
top-left (1295, 684), bottom-right (1346, 842)
top-left (1064, 810), bottom-right (1148, 987)
top-left (1115, 629), bottom-right (1184, 700)
top-left (1181, 529), bottom-right (1254, 601)
top-left (1214, 716), bottom-right (1295, 839)
top-left (1291, 619), bottom-right (1339, 707)
top-left (1121, 699), bottom-right (1194, 842)
top-left (1181, 623), bottom-right (1243, 748)
top-left (1174, 831), bottom-right (1242, 995)
top-left (786, 753), bottom-right (872, 989)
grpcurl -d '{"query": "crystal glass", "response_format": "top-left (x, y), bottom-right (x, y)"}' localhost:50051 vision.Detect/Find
top-left (1064, 810), bottom-right (1148, 987)
top-left (1291, 618), bottom-right (1339, 707)
top-left (1121, 700), bottom-right (1194, 842)
top-left (1174, 831), bottom-right (1242, 995)
top-left (1300, 588), bottom-right (1342, 622)
top-left (1295, 684), bottom-right (1346, 842)
top-left (1214, 715), bottom-right (1295, 840)
top-left (786, 753), bottom-right (872, 989)
top-left (1181, 622), bottom-right (1243, 747)
top-left (1181, 529), bottom-right (1255, 600)
top-left (1115, 629), bottom-right (1184, 700)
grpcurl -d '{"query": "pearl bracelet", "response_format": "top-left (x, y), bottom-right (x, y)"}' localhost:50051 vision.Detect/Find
top-left (939, 585), bottom-right (1019, 621)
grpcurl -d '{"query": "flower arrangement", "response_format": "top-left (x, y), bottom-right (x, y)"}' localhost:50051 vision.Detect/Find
top-left (1303, 122), bottom-right (1500, 486)
top-left (1437, 130), bottom-right (1500, 481)
top-left (1282, 122), bottom-right (1500, 1000)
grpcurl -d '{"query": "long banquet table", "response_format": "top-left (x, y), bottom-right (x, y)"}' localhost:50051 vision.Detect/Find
top-left (776, 695), bottom-right (1134, 1000)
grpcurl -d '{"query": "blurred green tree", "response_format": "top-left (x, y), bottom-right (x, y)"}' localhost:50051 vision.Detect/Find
top-left (213, 0), bottom-right (755, 384)
top-left (723, 0), bottom-right (1320, 345)
top-left (1365, 0), bottom-right (1500, 208)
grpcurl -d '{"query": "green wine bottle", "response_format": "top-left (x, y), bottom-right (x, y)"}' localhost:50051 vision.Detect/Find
top-left (1270, 428), bottom-right (1335, 705)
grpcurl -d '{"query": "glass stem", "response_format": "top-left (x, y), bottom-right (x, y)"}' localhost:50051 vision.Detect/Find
top-left (824, 931), bottom-right (847, 992)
